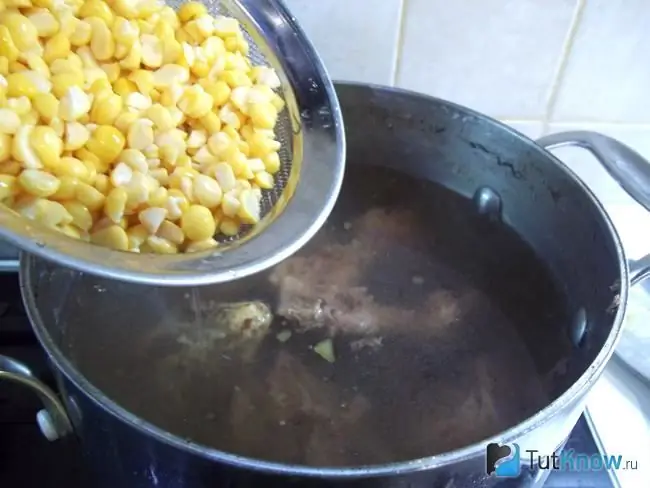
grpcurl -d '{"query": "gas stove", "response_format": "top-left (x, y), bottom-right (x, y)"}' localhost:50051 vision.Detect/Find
top-left (0, 270), bottom-right (614, 488)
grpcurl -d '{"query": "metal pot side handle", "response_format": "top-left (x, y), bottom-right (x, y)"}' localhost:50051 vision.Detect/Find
top-left (537, 131), bottom-right (650, 213)
top-left (0, 354), bottom-right (72, 441)
top-left (537, 131), bottom-right (650, 285)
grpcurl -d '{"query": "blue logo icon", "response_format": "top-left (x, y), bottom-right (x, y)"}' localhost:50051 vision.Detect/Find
top-left (486, 442), bottom-right (521, 478)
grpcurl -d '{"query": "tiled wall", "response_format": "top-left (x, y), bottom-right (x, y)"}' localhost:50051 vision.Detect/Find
top-left (285, 0), bottom-right (650, 253)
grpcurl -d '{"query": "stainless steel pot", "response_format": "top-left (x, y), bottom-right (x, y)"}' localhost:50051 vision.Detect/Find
top-left (3, 82), bottom-right (650, 488)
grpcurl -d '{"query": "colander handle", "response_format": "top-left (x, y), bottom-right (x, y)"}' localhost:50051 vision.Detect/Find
top-left (537, 131), bottom-right (650, 213)
top-left (0, 354), bottom-right (72, 441)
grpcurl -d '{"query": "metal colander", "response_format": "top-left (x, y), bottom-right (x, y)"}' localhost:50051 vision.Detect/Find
top-left (0, 0), bottom-right (345, 286)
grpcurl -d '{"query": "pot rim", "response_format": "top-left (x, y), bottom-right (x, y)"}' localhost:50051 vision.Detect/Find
top-left (20, 81), bottom-right (629, 478)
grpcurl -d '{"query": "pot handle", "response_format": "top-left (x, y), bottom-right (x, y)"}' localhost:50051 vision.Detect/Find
top-left (536, 131), bottom-right (650, 213)
top-left (0, 354), bottom-right (72, 441)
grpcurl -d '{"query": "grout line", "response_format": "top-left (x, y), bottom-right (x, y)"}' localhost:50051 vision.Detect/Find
top-left (390, 0), bottom-right (409, 86)
top-left (540, 0), bottom-right (588, 134)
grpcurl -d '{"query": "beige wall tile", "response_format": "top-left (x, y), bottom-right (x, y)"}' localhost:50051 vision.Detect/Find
top-left (552, 0), bottom-right (650, 123)
top-left (283, 0), bottom-right (403, 85)
top-left (396, 0), bottom-right (576, 119)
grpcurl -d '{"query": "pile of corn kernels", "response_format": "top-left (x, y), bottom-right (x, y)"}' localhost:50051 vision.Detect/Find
top-left (0, 0), bottom-right (285, 254)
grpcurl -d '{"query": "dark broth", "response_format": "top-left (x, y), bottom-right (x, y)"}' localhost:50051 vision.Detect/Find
top-left (67, 163), bottom-right (571, 467)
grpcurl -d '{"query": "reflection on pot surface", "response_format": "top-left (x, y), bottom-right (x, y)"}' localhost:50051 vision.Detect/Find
top-left (63, 164), bottom-right (570, 467)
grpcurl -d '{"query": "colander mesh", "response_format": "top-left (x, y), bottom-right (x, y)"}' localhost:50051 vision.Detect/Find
top-left (168, 0), bottom-right (295, 242)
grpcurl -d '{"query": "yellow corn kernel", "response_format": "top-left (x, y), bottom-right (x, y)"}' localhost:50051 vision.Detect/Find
top-left (112, 78), bottom-right (137, 97)
top-left (247, 132), bottom-right (279, 158)
top-left (219, 217), bottom-right (240, 237)
top-left (59, 86), bottom-right (91, 121)
top-left (51, 72), bottom-right (84, 99)
top-left (18, 169), bottom-right (60, 197)
top-left (184, 237), bottom-right (217, 253)
top-left (220, 190), bottom-right (240, 217)
top-left (118, 148), bottom-right (148, 173)
top-left (59, 224), bottom-right (82, 239)
top-left (193, 174), bottom-right (222, 208)
top-left (0, 26), bottom-right (19, 62)
top-left (118, 39), bottom-right (142, 70)
top-left (157, 219), bottom-right (184, 245)
top-left (28, 10), bottom-right (60, 38)
top-left (86, 125), bottom-right (126, 164)
top-left (145, 104), bottom-right (174, 131)
top-left (112, 17), bottom-right (138, 44)
top-left (44, 33), bottom-right (71, 64)
top-left (50, 176), bottom-right (78, 200)
top-left (87, 17), bottom-right (115, 61)
top-left (199, 80), bottom-right (229, 108)
top-left (0, 174), bottom-right (17, 200)
top-left (70, 19), bottom-right (92, 46)
top-left (114, 111), bottom-right (139, 133)
top-left (94, 173), bottom-right (110, 194)
top-left (19, 198), bottom-right (73, 227)
top-left (140, 34), bottom-right (163, 69)
top-left (0, 134), bottom-right (11, 162)
top-left (99, 63), bottom-right (120, 83)
top-left (161, 37), bottom-right (181, 65)
top-left (51, 156), bottom-right (89, 181)
top-left (6, 71), bottom-right (52, 99)
top-left (143, 144), bottom-right (159, 160)
top-left (63, 122), bottom-right (90, 151)
top-left (200, 112), bottom-right (221, 134)
top-left (148, 185), bottom-right (168, 206)
top-left (30, 126), bottom-right (63, 168)
top-left (220, 70), bottom-right (252, 89)
top-left (81, 157), bottom-right (100, 182)
top-left (0, 108), bottom-right (21, 134)
top-left (129, 69), bottom-right (154, 95)
top-left (63, 200), bottom-right (93, 231)
top-left (90, 92), bottom-right (123, 125)
top-left (91, 224), bottom-right (129, 250)
top-left (178, 2), bottom-right (208, 22)
top-left (138, 206), bottom-right (167, 234)
top-left (178, 85), bottom-right (213, 119)
top-left (254, 170), bottom-right (274, 190)
top-left (105, 186), bottom-right (128, 223)
top-left (8, 61), bottom-right (27, 72)
top-left (0, 160), bottom-right (20, 175)
top-left (180, 204), bottom-right (215, 241)
top-left (237, 188), bottom-right (260, 224)
top-left (0, 56), bottom-right (8, 76)
top-left (24, 54), bottom-right (50, 78)
top-left (151, 65), bottom-right (189, 91)
top-left (75, 147), bottom-right (101, 167)
top-left (127, 119), bottom-right (154, 151)
top-left (165, 188), bottom-right (189, 220)
top-left (249, 103), bottom-right (277, 130)
top-left (88, 77), bottom-right (112, 97)
top-left (2, 12), bottom-right (40, 52)
top-left (21, 110), bottom-right (40, 126)
top-left (126, 223), bottom-right (148, 250)
top-left (263, 151), bottom-right (280, 174)
top-left (75, 181), bottom-right (105, 210)
top-left (79, 0), bottom-right (114, 25)
top-left (144, 235), bottom-right (177, 254)
top-left (12, 125), bottom-right (42, 169)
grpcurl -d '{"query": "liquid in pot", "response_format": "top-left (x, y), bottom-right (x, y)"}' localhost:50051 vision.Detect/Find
top-left (65, 164), bottom-right (571, 467)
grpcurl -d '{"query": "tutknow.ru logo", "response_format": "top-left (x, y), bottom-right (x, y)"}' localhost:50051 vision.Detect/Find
top-left (486, 443), bottom-right (638, 478)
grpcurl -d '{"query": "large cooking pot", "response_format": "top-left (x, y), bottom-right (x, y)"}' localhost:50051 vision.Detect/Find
top-left (3, 82), bottom-right (650, 488)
